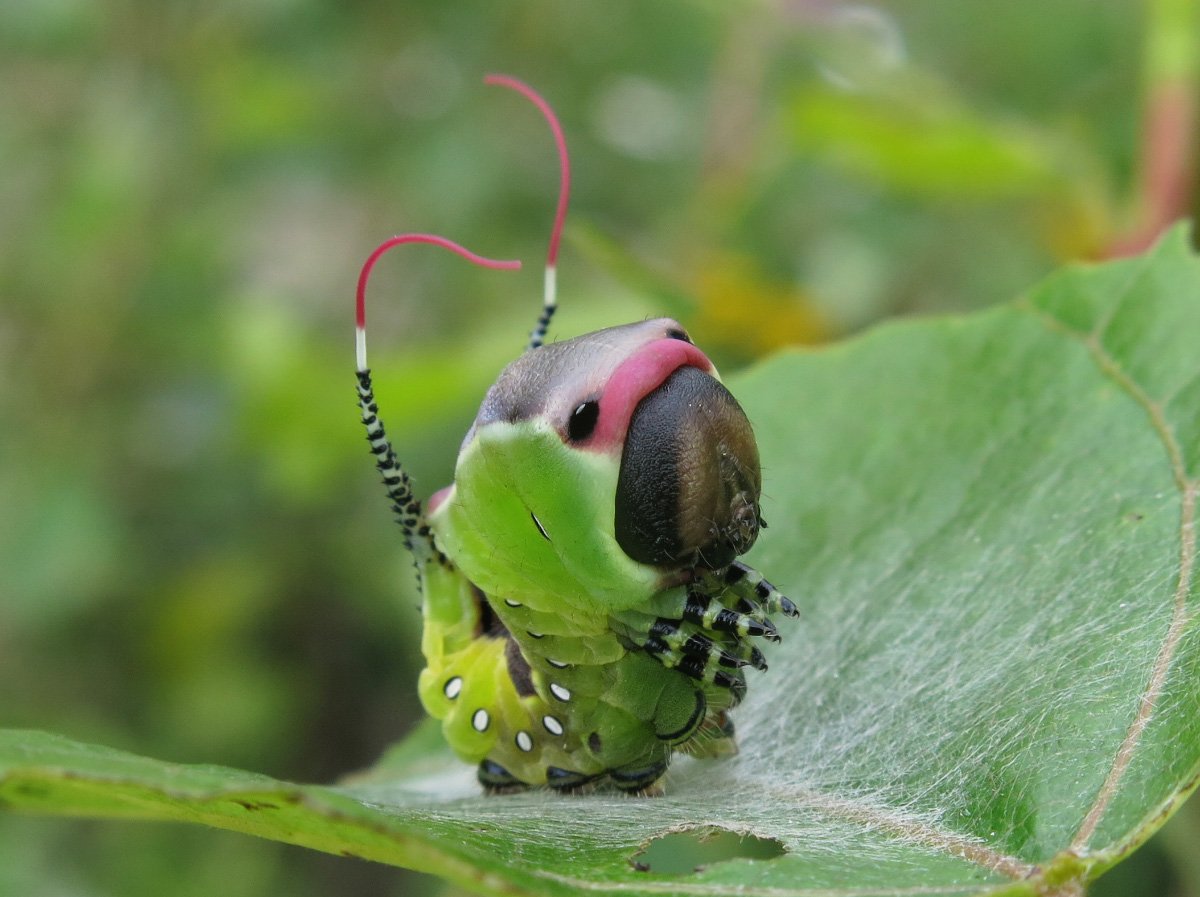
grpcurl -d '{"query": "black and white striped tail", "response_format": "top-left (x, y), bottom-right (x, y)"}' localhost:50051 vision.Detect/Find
top-left (527, 303), bottom-right (555, 351)
top-left (356, 368), bottom-right (438, 564)
top-left (526, 266), bottom-right (558, 351)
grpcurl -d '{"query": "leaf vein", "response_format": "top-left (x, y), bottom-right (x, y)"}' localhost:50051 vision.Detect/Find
top-left (534, 867), bottom-right (999, 897)
top-left (1016, 298), bottom-right (1198, 852)
top-left (759, 784), bottom-right (1034, 879)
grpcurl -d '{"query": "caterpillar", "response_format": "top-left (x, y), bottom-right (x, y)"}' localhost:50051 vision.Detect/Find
top-left (355, 75), bottom-right (796, 794)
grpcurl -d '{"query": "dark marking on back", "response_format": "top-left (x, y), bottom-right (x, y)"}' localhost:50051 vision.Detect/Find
top-left (474, 585), bottom-right (510, 639)
top-left (505, 636), bottom-right (537, 697)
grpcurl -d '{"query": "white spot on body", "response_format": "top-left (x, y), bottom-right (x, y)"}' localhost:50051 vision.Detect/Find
top-left (444, 676), bottom-right (463, 699)
top-left (549, 683), bottom-right (571, 702)
top-left (543, 715), bottom-right (564, 736)
top-left (472, 708), bottom-right (490, 732)
top-left (516, 731), bottom-right (534, 752)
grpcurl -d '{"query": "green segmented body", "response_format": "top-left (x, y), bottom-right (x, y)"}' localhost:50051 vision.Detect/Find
top-left (359, 318), bottom-right (796, 793)
top-left (414, 533), bottom-right (787, 790)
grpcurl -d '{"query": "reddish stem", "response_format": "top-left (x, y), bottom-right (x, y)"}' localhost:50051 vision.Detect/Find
top-left (1107, 81), bottom-right (1197, 257)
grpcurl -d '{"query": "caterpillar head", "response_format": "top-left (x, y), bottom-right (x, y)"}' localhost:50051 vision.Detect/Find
top-left (356, 76), bottom-right (766, 614)
top-left (464, 318), bottom-right (762, 573)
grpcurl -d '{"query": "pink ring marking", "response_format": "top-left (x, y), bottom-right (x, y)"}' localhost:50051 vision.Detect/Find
top-left (427, 484), bottom-right (454, 516)
top-left (587, 339), bottom-right (716, 453)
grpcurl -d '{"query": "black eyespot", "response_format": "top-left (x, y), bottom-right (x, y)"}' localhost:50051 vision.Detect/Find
top-left (614, 366), bottom-right (762, 569)
top-left (567, 400), bottom-right (600, 441)
top-left (666, 328), bottom-right (691, 343)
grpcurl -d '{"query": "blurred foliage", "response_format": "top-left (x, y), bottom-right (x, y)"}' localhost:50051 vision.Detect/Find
top-left (0, 0), bottom-right (1194, 895)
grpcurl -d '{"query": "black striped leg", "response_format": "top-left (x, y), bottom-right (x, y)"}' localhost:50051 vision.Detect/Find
top-left (628, 618), bottom-right (752, 693)
top-left (614, 602), bottom-right (768, 687)
top-left (697, 561), bottom-right (798, 619)
top-left (646, 617), bottom-right (768, 673)
top-left (679, 587), bottom-right (781, 644)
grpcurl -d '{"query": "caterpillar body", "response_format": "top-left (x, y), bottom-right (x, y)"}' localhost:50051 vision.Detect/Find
top-left (356, 76), bottom-right (796, 794)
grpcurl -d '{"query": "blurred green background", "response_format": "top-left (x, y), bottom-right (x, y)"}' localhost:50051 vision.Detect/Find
top-left (0, 1), bottom-right (1195, 895)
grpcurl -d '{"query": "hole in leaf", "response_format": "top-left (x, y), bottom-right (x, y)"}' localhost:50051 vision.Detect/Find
top-left (631, 826), bottom-right (786, 874)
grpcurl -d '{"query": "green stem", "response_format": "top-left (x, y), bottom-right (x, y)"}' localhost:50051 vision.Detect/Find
top-left (1145, 0), bottom-right (1199, 84)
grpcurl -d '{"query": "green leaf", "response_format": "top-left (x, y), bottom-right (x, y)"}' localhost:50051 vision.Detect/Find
top-left (788, 85), bottom-right (1067, 199)
top-left (3, 226), bottom-right (1199, 896)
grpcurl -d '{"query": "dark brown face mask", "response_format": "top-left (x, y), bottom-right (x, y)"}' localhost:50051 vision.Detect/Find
top-left (615, 365), bottom-right (763, 571)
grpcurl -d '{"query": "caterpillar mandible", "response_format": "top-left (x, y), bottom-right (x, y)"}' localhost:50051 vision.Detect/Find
top-left (355, 75), bottom-right (797, 794)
